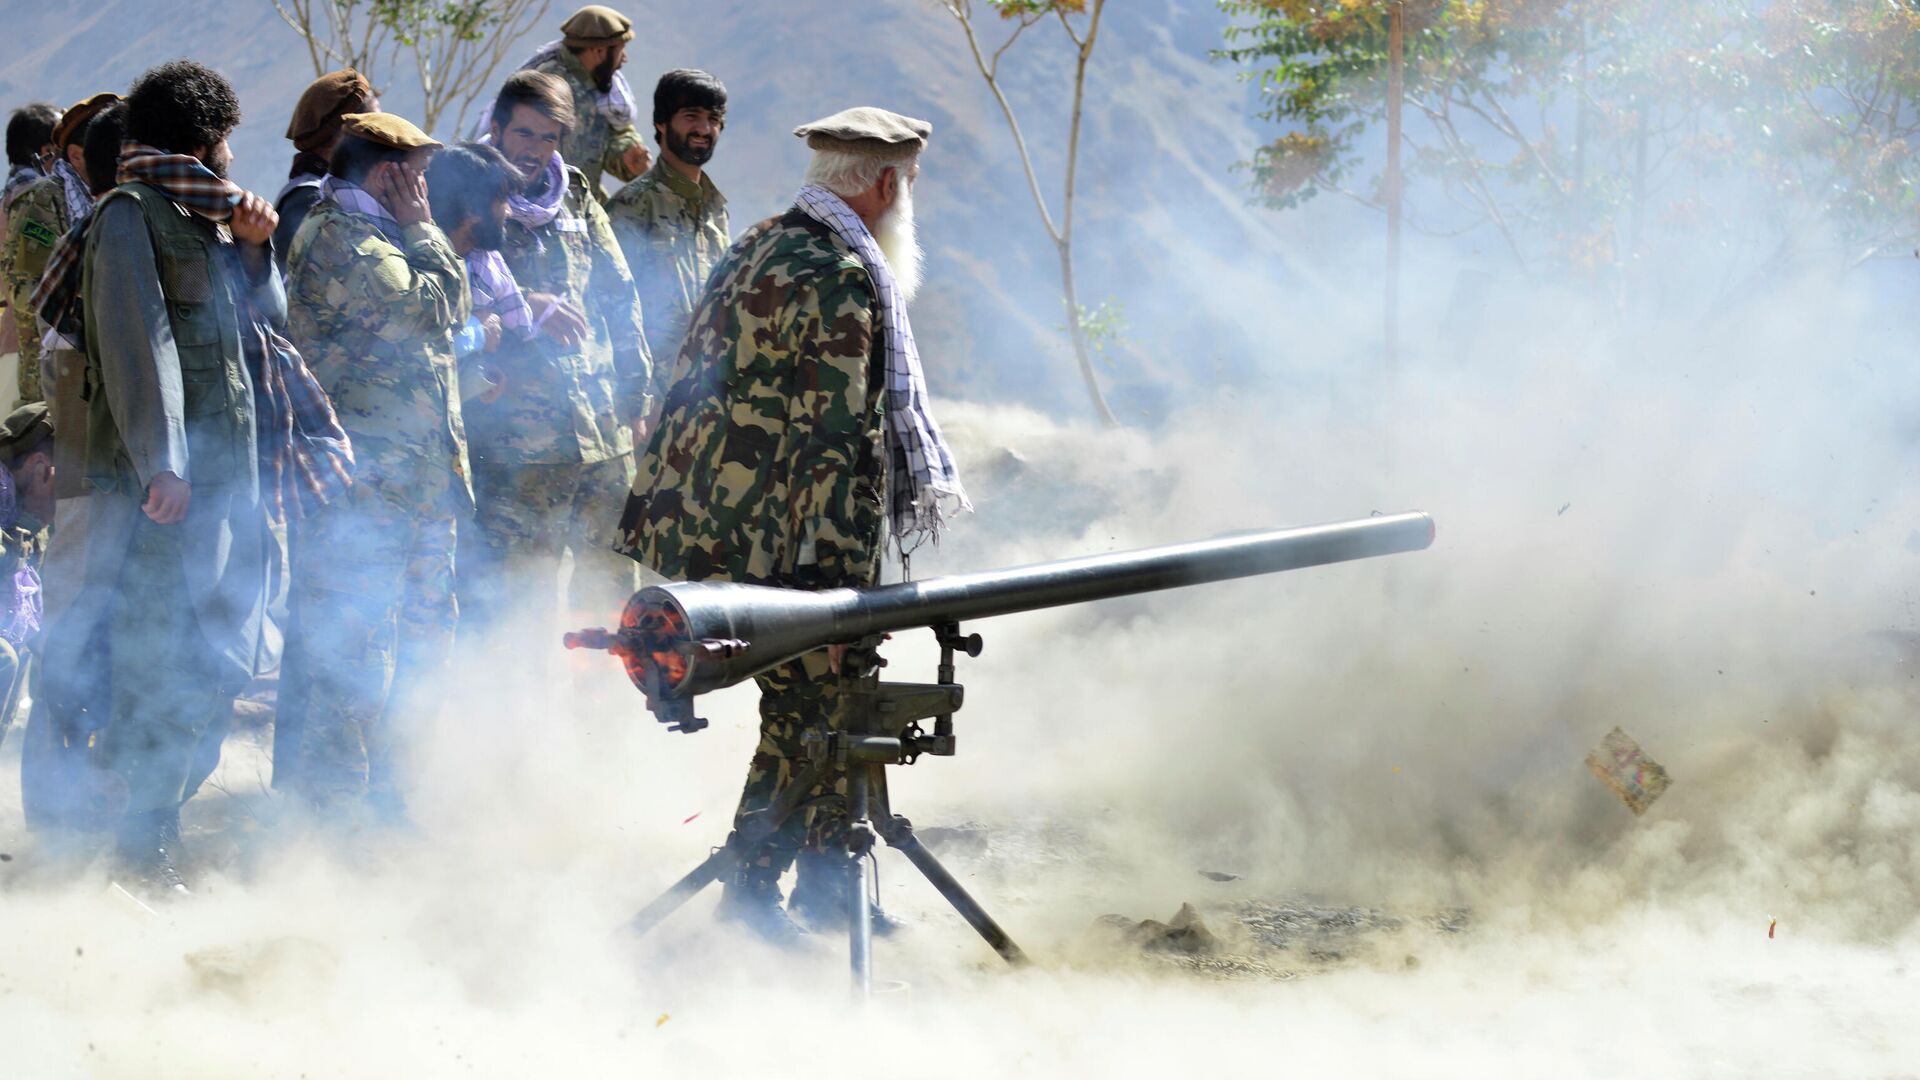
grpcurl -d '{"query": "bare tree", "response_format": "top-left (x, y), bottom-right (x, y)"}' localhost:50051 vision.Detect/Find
top-left (271, 0), bottom-right (554, 135)
top-left (939, 0), bottom-right (1119, 426)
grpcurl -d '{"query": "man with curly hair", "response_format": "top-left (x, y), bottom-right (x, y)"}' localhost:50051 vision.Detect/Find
top-left (33, 60), bottom-right (284, 896)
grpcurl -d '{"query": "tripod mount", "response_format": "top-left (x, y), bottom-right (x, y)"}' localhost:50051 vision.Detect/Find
top-left (624, 622), bottom-right (1027, 993)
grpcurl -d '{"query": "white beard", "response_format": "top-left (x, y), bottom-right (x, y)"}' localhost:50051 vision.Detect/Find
top-left (873, 183), bottom-right (923, 303)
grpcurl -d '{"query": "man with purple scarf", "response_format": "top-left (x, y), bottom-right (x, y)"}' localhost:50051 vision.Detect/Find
top-left (464, 71), bottom-right (648, 637)
top-left (34, 62), bottom-right (286, 896)
top-left (278, 111), bottom-right (468, 820)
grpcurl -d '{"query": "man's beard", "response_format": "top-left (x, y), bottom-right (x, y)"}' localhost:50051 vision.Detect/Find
top-left (591, 56), bottom-right (617, 93)
top-left (206, 145), bottom-right (232, 180)
top-left (472, 214), bottom-right (505, 250)
top-left (666, 127), bottom-right (714, 167)
top-left (873, 183), bottom-right (923, 303)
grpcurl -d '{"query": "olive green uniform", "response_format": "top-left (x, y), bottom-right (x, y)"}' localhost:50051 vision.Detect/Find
top-left (280, 197), bottom-right (472, 803)
top-left (463, 163), bottom-right (647, 629)
top-left (529, 49), bottom-right (646, 197)
top-left (606, 157), bottom-right (730, 396)
top-left (1, 172), bottom-right (74, 406)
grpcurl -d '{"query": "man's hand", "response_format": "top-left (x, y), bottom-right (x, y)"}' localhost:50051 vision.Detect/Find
top-left (630, 412), bottom-right (654, 449)
top-left (621, 143), bottom-right (652, 178)
top-left (229, 192), bottom-right (278, 246)
top-left (475, 363), bottom-right (507, 404)
top-left (143, 471), bottom-right (191, 524)
top-left (373, 161), bottom-right (432, 227)
top-left (528, 292), bottom-right (588, 348)
top-left (480, 312), bottom-right (503, 352)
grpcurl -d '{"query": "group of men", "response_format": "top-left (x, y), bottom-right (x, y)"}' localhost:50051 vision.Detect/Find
top-left (0, 3), bottom-right (967, 942)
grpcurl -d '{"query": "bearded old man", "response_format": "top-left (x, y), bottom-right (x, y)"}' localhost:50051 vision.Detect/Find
top-left (615, 107), bottom-right (969, 941)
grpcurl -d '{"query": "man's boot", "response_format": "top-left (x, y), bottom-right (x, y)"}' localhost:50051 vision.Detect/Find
top-left (714, 870), bottom-right (810, 948)
top-left (112, 806), bottom-right (190, 899)
top-left (788, 849), bottom-right (908, 937)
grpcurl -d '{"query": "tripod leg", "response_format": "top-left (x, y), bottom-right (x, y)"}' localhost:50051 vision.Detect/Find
top-left (626, 847), bottom-right (734, 936)
top-left (846, 762), bottom-right (875, 995)
top-left (886, 823), bottom-right (1029, 966)
top-left (625, 758), bottom-right (832, 937)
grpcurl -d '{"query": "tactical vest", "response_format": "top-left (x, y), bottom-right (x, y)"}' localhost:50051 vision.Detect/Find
top-left (81, 182), bottom-right (254, 496)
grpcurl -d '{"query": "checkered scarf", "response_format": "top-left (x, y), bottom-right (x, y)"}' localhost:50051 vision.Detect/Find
top-left (467, 248), bottom-right (533, 334)
top-left (35, 142), bottom-right (354, 521)
top-left (793, 184), bottom-right (969, 553)
top-left (52, 159), bottom-right (93, 227)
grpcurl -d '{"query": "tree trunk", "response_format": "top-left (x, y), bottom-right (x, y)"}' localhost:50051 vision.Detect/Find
top-left (1384, 2), bottom-right (1405, 371)
top-left (1058, 243), bottom-right (1118, 426)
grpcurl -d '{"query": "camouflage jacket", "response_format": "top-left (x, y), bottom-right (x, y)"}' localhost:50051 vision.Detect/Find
top-left (2, 173), bottom-right (75, 404)
top-left (530, 50), bottom-right (645, 197)
top-left (606, 158), bottom-right (729, 401)
top-left (469, 164), bottom-right (648, 467)
top-left (615, 208), bottom-right (886, 590)
top-left (285, 200), bottom-right (473, 504)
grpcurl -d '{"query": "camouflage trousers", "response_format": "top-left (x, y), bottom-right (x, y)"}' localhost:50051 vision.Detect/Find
top-left (732, 649), bottom-right (851, 890)
top-left (463, 455), bottom-right (638, 629)
top-left (276, 460), bottom-right (463, 804)
top-left (97, 518), bottom-right (242, 815)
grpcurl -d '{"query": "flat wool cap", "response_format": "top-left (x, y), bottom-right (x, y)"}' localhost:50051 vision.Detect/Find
top-left (561, 4), bottom-right (633, 46)
top-left (286, 69), bottom-right (375, 151)
top-left (794, 107), bottom-right (931, 157)
top-left (53, 92), bottom-right (120, 149)
top-left (339, 112), bottom-right (441, 151)
top-left (0, 401), bottom-right (52, 459)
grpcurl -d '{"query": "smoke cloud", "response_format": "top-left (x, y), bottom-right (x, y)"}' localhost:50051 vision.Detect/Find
top-left (5, 2), bottom-right (1920, 1075)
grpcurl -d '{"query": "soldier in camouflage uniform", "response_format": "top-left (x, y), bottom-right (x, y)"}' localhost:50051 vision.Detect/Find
top-left (616, 108), bottom-right (961, 940)
top-left (465, 71), bottom-right (648, 632)
top-left (280, 113), bottom-right (470, 814)
top-left (3, 93), bottom-right (116, 409)
top-left (607, 69), bottom-right (730, 386)
top-left (525, 5), bottom-right (651, 197)
top-left (2, 104), bottom-right (60, 390)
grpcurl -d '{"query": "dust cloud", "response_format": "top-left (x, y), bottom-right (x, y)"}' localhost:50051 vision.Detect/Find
top-left (4, 246), bottom-right (1918, 1075)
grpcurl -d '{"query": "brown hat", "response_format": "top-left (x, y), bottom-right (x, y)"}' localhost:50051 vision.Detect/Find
top-left (286, 69), bottom-right (376, 153)
top-left (52, 92), bottom-right (120, 149)
top-left (0, 401), bottom-right (52, 462)
top-left (560, 4), bottom-right (633, 47)
top-left (793, 107), bottom-right (931, 157)
top-left (339, 112), bottom-right (441, 152)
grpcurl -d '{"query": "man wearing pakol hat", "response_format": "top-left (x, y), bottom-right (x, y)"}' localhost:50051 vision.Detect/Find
top-left (492, 4), bottom-right (651, 197)
top-left (463, 71), bottom-right (647, 635)
top-left (0, 401), bottom-right (53, 729)
top-left (616, 107), bottom-right (970, 941)
top-left (3, 92), bottom-right (116, 409)
top-left (278, 110), bottom-right (465, 818)
top-left (608, 69), bottom-right (731, 382)
top-left (34, 61), bottom-right (323, 895)
top-left (276, 69), bottom-right (378, 274)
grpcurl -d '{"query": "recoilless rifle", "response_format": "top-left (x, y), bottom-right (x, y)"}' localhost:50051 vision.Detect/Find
top-left (566, 511), bottom-right (1435, 993)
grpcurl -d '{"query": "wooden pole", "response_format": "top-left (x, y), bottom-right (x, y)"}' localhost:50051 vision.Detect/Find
top-left (1385, 2), bottom-right (1405, 371)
